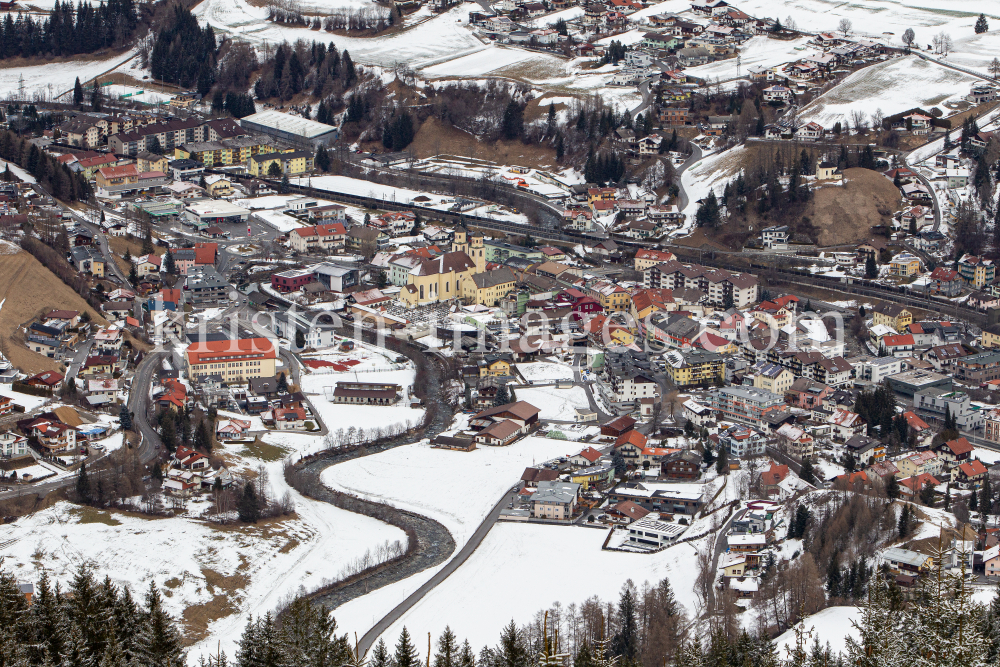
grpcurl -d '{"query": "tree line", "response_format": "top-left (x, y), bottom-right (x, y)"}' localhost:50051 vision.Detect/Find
top-left (0, 0), bottom-right (139, 60)
top-left (149, 5), bottom-right (218, 92)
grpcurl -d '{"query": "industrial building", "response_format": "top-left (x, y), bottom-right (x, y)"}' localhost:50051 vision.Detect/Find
top-left (184, 200), bottom-right (251, 229)
top-left (238, 110), bottom-right (338, 150)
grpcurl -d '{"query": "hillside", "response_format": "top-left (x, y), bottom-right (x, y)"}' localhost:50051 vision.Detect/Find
top-left (0, 244), bottom-right (108, 374)
top-left (806, 168), bottom-right (901, 246)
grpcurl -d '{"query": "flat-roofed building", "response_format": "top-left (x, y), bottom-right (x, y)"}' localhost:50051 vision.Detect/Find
top-left (239, 110), bottom-right (338, 150)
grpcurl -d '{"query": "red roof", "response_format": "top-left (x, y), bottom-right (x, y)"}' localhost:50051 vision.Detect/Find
top-left (635, 249), bottom-right (675, 262)
top-left (158, 288), bottom-right (180, 303)
top-left (27, 371), bottom-right (64, 386)
top-left (615, 430), bottom-right (647, 449)
top-left (760, 463), bottom-right (789, 487)
top-left (292, 223), bottom-right (347, 238)
top-left (883, 334), bottom-right (914, 347)
top-left (693, 330), bottom-right (730, 352)
top-left (194, 246), bottom-right (215, 265)
top-left (901, 473), bottom-right (939, 493)
top-left (930, 267), bottom-right (960, 282)
top-left (186, 337), bottom-right (277, 365)
top-left (125, 316), bottom-right (140, 327)
top-left (943, 437), bottom-right (974, 457)
top-left (576, 446), bottom-right (602, 463)
top-left (960, 460), bottom-right (988, 477)
top-left (98, 164), bottom-right (138, 179)
top-left (902, 411), bottom-right (930, 431)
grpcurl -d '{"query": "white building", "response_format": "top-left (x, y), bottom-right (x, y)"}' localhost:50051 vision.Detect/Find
top-left (627, 514), bottom-right (687, 548)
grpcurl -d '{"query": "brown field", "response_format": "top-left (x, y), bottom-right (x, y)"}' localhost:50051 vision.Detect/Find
top-left (406, 116), bottom-right (558, 169)
top-left (108, 236), bottom-right (163, 273)
top-left (806, 167), bottom-right (901, 247)
top-left (0, 249), bottom-right (108, 374)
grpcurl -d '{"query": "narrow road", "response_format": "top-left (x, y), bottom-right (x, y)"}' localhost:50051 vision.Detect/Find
top-left (357, 483), bottom-right (521, 654)
top-left (706, 504), bottom-right (744, 609)
top-left (675, 144), bottom-right (703, 215)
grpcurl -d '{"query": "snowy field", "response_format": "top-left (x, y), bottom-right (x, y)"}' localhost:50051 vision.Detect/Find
top-left (3, 492), bottom-right (404, 662)
top-left (797, 56), bottom-right (980, 127)
top-left (375, 523), bottom-right (708, 649)
top-left (515, 361), bottom-right (575, 383)
top-left (678, 145), bottom-right (744, 231)
top-left (683, 35), bottom-right (812, 82)
top-left (422, 46), bottom-right (542, 78)
top-left (0, 51), bottom-right (136, 100)
top-left (194, 0), bottom-right (485, 68)
top-left (775, 606), bottom-right (860, 657)
top-left (2, 388), bottom-right (50, 412)
top-left (515, 385), bottom-right (590, 421)
top-left (295, 345), bottom-right (425, 439)
top-left (322, 435), bottom-right (570, 544)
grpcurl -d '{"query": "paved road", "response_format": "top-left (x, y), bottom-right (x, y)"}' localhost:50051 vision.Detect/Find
top-left (675, 144), bottom-right (703, 215)
top-left (706, 502), bottom-right (744, 609)
top-left (65, 340), bottom-right (94, 381)
top-left (357, 483), bottom-right (522, 654)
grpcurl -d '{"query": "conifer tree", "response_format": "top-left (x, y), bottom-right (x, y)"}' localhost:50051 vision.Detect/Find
top-left (163, 249), bottom-right (176, 275)
top-left (799, 458), bottom-right (815, 485)
top-left (458, 641), bottom-right (476, 667)
top-left (394, 627), bottom-right (420, 667)
top-left (612, 584), bottom-right (638, 660)
top-left (238, 482), bottom-right (259, 524)
top-left (496, 621), bottom-right (529, 667)
top-left (119, 404), bottom-right (132, 431)
top-left (76, 464), bottom-right (91, 504)
top-left (370, 639), bottom-right (391, 667)
top-left (435, 627), bottom-right (459, 667)
top-left (135, 581), bottom-right (184, 667)
top-left (715, 445), bottom-right (728, 475)
top-left (74, 78), bottom-right (84, 107)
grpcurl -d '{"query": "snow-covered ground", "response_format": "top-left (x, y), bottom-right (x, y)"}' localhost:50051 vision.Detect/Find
top-left (1, 388), bottom-right (50, 412)
top-left (514, 385), bottom-right (590, 421)
top-left (677, 145), bottom-right (743, 233)
top-left (194, 0), bottom-right (484, 69)
top-left (775, 606), bottom-right (860, 658)
top-left (974, 447), bottom-right (1000, 466)
top-left (683, 35), bottom-right (812, 82)
top-left (422, 46), bottom-right (545, 78)
top-left (375, 523), bottom-right (709, 649)
top-left (0, 51), bottom-right (137, 100)
top-left (797, 56), bottom-right (980, 127)
top-left (515, 361), bottom-right (576, 383)
top-left (4, 489), bottom-right (404, 664)
top-left (322, 435), bottom-right (571, 545)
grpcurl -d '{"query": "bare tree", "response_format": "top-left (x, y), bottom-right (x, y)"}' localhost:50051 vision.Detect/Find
top-left (849, 109), bottom-right (868, 134)
top-left (694, 546), bottom-right (714, 615)
top-left (940, 32), bottom-right (953, 55)
top-left (990, 57), bottom-right (1000, 79)
top-left (838, 18), bottom-right (852, 36)
top-left (871, 108), bottom-right (885, 133)
top-left (902, 27), bottom-right (915, 50)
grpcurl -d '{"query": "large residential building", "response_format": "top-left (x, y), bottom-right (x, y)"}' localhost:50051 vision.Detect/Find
top-left (709, 386), bottom-right (786, 427)
top-left (665, 349), bottom-right (724, 387)
top-left (914, 388), bottom-right (984, 430)
top-left (871, 303), bottom-right (912, 331)
top-left (186, 338), bottom-right (278, 382)
top-left (643, 260), bottom-right (758, 307)
top-left (288, 223), bottom-right (348, 253)
top-left (954, 351), bottom-right (1000, 384)
top-left (958, 254), bottom-right (995, 289)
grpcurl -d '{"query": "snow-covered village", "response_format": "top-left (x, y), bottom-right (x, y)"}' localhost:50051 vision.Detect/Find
top-left (1, 0), bottom-right (1000, 665)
